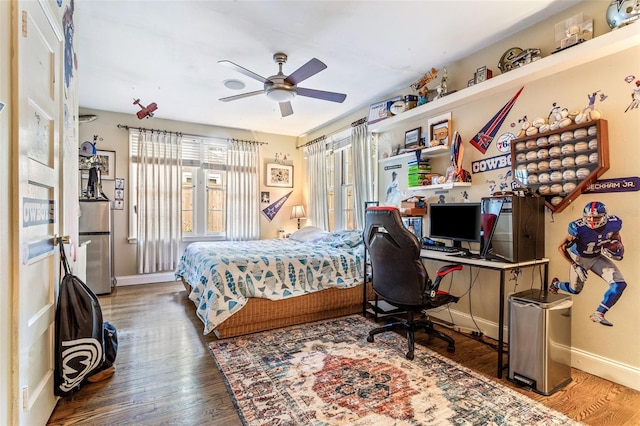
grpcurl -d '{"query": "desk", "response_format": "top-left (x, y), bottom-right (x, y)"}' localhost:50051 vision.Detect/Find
top-left (420, 250), bottom-right (549, 378)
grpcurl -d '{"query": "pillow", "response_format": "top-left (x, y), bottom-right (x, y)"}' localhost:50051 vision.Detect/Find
top-left (319, 229), bottom-right (363, 248)
top-left (289, 226), bottom-right (329, 242)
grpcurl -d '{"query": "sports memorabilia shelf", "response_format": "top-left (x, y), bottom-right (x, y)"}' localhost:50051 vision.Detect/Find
top-left (511, 119), bottom-right (609, 213)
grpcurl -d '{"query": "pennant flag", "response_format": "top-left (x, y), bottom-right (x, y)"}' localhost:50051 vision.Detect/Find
top-left (262, 191), bottom-right (293, 221)
top-left (470, 87), bottom-right (524, 154)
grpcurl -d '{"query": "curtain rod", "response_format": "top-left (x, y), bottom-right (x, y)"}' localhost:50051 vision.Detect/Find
top-left (296, 116), bottom-right (367, 149)
top-left (116, 124), bottom-right (267, 145)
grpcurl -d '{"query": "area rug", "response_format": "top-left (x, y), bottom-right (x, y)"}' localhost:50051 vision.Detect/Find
top-left (208, 315), bottom-right (580, 425)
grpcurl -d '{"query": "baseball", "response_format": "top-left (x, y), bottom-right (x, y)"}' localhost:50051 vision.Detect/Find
top-left (532, 117), bottom-right (547, 128)
top-left (549, 146), bottom-right (562, 157)
top-left (550, 171), bottom-right (563, 182)
top-left (527, 162), bottom-right (538, 173)
top-left (526, 150), bottom-right (538, 161)
top-left (538, 185), bottom-right (551, 195)
top-left (526, 140), bottom-right (538, 149)
top-left (516, 153), bottom-right (527, 162)
top-left (549, 159), bottom-right (563, 169)
top-left (574, 128), bottom-right (588, 138)
top-left (527, 174), bottom-right (539, 184)
top-left (568, 109), bottom-right (580, 119)
top-left (575, 154), bottom-right (589, 165)
top-left (538, 160), bottom-right (550, 171)
top-left (536, 137), bottom-right (549, 147)
top-left (551, 183), bottom-right (563, 194)
top-left (574, 141), bottom-right (589, 152)
top-left (563, 182), bottom-right (577, 193)
top-left (521, 120), bottom-right (531, 130)
top-left (587, 125), bottom-right (597, 136)
top-left (550, 121), bottom-right (560, 131)
top-left (548, 134), bottom-right (561, 144)
top-left (576, 167), bottom-right (591, 179)
top-left (559, 117), bottom-right (573, 128)
top-left (551, 196), bottom-right (564, 206)
top-left (561, 156), bottom-right (576, 167)
top-left (574, 112), bottom-right (588, 124)
top-left (525, 126), bottom-right (539, 136)
top-left (589, 152), bottom-right (599, 163)
top-left (539, 124), bottom-right (550, 133)
top-left (515, 141), bottom-right (526, 151)
top-left (589, 109), bottom-right (601, 120)
top-left (563, 169), bottom-right (577, 180)
top-left (560, 131), bottom-right (574, 142)
top-left (538, 173), bottom-right (551, 183)
top-left (561, 143), bottom-right (575, 154)
top-left (537, 149), bottom-right (549, 159)
top-left (588, 138), bottom-right (598, 150)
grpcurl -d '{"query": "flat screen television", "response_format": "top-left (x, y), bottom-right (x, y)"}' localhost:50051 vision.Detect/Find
top-left (428, 202), bottom-right (481, 249)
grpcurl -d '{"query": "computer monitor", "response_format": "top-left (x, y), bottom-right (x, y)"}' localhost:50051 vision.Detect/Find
top-left (480, 197), bottom-right (505, 259)
top-left (428, 202), bottom-right (482, 249)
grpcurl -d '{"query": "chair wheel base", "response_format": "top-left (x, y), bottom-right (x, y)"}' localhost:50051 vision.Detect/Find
top-left (447, 344), bottom-right (455, 353)
top-left (367, 335), bottom-right (374, 343)
top-left (406, 351), bottom-right (414, 360)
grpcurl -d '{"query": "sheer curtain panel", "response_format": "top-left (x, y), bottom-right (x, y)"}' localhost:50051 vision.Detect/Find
top-left (304, 139), bottom-right (329, 230)
top-left (226, 140), bottom-right (260, 240)
top-left (351, 123), bottom-right (375, 229)
top-left (136, 130), bottom-right (183, 274)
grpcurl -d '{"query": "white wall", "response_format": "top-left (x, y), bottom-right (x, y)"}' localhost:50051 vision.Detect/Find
top-left (77, 109), bottom-right (300, 279)
top-left (1, 2), bottom-right (12, 423)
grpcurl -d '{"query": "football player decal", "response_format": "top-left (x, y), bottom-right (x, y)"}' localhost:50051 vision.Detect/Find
top-left (550, 201), bottom-right (627, 326)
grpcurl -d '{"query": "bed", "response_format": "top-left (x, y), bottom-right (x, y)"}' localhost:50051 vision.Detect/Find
top-left (175, 227), bottom-right (373, 338)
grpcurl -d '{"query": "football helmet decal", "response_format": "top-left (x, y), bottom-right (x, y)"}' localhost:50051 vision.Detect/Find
top-left (583, 201), bottom-right (608, 229)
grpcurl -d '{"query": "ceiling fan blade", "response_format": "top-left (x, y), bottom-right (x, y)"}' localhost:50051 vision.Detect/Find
top-left (297, 87), bottom-right (347, 103)
top-left (218, 60), bottom-right (268, 84)
top-left (219, 90), bottom-right (264, 102)
top-left (284, 58), bottom-right (327, 85)
top-left (279, 101), bottom-right (293, 117)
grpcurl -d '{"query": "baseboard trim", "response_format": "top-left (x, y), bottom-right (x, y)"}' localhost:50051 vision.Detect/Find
top-left (115, 272), bottom-right (176, 286)
top-left (430, 309), bottom-right (640, 391)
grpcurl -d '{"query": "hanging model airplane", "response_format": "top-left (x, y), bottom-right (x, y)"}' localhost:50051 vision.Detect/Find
top-left (133, 98), bottom-right (158, 119)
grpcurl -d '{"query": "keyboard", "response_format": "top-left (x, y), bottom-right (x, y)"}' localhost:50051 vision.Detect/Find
top-left (422, 244), bottom-right (460, 253)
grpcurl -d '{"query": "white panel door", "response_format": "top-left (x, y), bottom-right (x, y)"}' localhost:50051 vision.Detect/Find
top-left (13, 0), bottom-right (63, 424)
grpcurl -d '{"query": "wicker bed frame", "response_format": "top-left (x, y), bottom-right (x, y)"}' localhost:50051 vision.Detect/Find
top-left (183, 279), bottom-right (374, 338)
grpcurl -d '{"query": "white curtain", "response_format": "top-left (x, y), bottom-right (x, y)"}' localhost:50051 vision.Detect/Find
top-left (226, 140), bottom-right (260, 240)
top-left (352, 123), bottom-right (375, 229)
top-left (136, 130), bottom-right (182, 274)
top-left (304, 138), bottom-right (329, 230)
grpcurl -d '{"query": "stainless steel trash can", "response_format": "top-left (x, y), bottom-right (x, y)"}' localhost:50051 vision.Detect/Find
top-left (508, 289), bottom-right (572, 395)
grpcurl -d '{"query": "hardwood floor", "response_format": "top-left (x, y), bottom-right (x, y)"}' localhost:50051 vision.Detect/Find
top-left (48, 282), bottom-right (640, 425)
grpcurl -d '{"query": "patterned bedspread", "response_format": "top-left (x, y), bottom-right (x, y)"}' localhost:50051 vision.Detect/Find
top-left (175, 230), bottom-right (365, 334)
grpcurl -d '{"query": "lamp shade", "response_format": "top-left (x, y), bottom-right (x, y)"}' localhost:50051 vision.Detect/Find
top-left (290, 205), bottom-right (306, 219)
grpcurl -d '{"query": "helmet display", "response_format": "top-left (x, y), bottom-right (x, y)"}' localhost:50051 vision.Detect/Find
top-left (606, 0), bottom-right (640, 29)
top-left (583, 201), bottom-right (608, 229)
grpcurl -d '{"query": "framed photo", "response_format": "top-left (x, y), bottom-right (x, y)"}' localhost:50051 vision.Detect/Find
top-left (475, 66), bottom-right (493, 83)
top-left (265, 163), bottom-right (293, 188)
top-left (468, 78), bottom-right (475, 87)
top-left (115, 177), bottom-right (125, 189)
top-left (404, 128), bottom-right (422, 149)
top-left (79, 150), bottom-right (116, 180)
top-left (428, 112), bottom-right (452, 147)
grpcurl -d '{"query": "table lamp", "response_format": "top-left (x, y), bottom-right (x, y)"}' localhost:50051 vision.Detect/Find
top-left (290, 205), bottom-right (306, 229)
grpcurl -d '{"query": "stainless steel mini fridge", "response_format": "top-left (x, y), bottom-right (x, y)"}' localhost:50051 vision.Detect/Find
top-left (79, 199), bottom-right (114, 295)
top-left (508, 289), bottom-right (572, 395)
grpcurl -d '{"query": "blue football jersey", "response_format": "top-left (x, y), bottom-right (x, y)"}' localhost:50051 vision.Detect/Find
top-left (568, 215), bottom-right (622, 257)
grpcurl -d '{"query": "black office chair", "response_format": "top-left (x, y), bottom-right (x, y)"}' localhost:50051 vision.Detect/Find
top-left (364, 206), bottom-right (462, 360)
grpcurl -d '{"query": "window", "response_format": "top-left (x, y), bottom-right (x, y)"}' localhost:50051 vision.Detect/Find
top-left (326, 134), bottom-right (355, 231)
top-left (129, 132), bottom-right (228, 242)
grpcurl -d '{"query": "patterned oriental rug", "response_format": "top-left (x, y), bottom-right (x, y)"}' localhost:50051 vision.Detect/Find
top-left (208, 315), bottom-right (580, 425)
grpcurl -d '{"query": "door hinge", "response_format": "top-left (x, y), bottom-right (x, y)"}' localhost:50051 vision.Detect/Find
top-left (22, 386), bottom-right (28, 411)
top-left (21, 11), bottom-right (27, 37)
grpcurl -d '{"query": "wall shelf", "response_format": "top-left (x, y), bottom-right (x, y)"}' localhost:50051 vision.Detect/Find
top-left (369, 24), bottom-right (640, 133)
top-left (379, 145), bottom-right (450, 164)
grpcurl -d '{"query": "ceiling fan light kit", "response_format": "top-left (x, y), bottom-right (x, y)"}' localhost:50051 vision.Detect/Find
top-left (218, 52), bottom-right (346, 117)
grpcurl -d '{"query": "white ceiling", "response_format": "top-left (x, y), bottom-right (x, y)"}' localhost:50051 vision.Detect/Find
top-left (76, 0), bottom-right (581, 137)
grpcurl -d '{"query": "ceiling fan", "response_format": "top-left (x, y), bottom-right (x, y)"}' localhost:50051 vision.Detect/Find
top-left (218, 52), bottom-right (347, 117)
